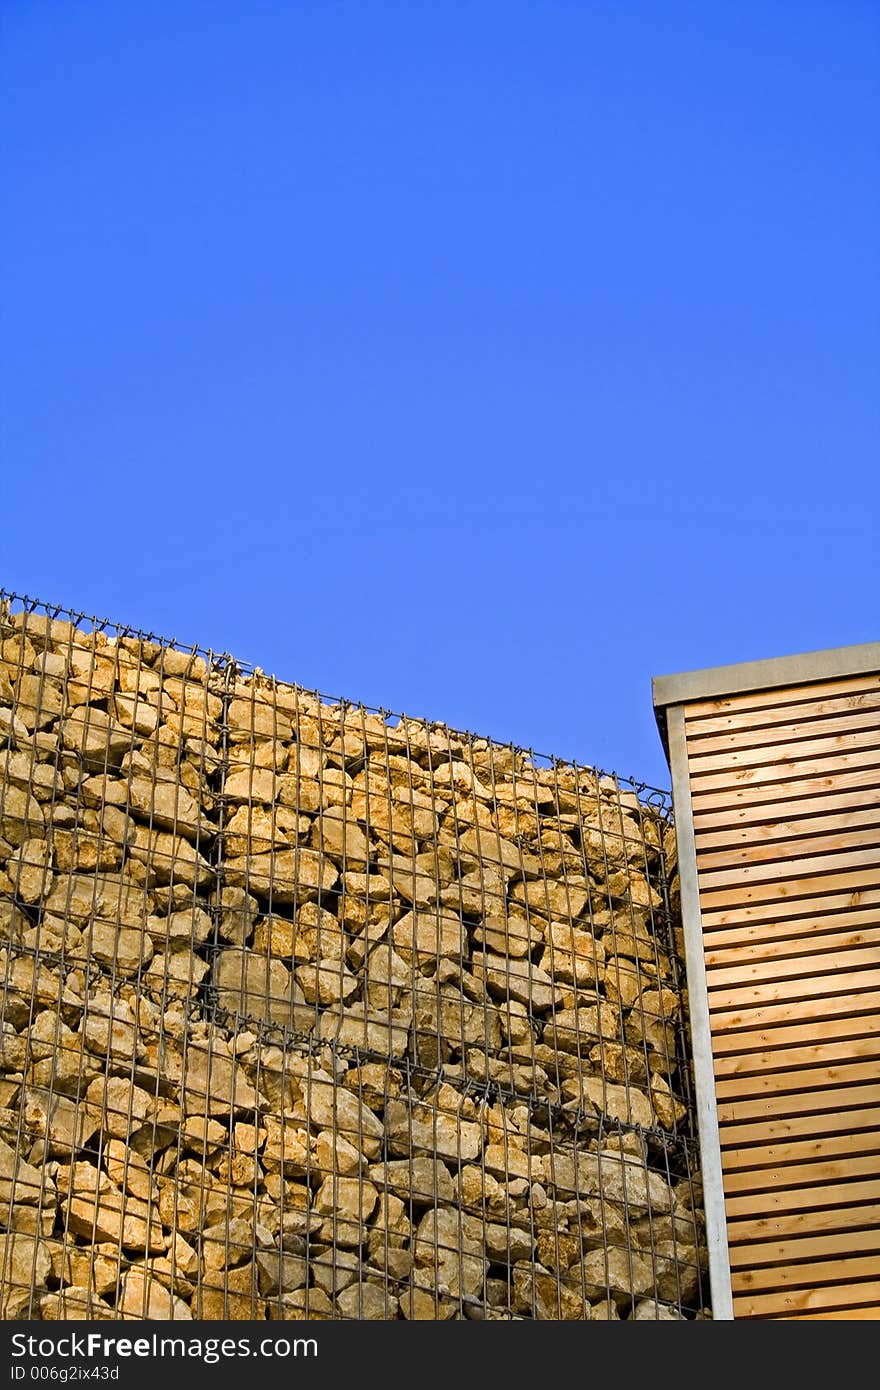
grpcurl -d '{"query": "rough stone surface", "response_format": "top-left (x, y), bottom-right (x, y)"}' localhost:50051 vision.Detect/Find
top-left (0, 601), bottom-right (705, 1322)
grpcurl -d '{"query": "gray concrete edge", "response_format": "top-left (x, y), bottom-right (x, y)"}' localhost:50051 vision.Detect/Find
top-left (666, 704), bottom-right (734, 1320)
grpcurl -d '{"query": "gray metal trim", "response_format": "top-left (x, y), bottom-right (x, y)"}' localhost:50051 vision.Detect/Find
top-left (652, 639), bottom-right (880, 715)
top-left (666, 704), bottom-right (734, 1320)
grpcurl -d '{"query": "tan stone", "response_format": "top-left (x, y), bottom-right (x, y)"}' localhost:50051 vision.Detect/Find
top-left (5, 836), bottom-right (52, 903)
top-left (61, 708), bottom-right (133, 767)
top-left (509, 877), bottom-right (589, 921)
top-left (0, 1233), bottom-right (52, 1317)
top-left (224, 766), bottom-right (277, 803)
top-left (512, 1264), bottom-right (588, 1320)
top-left (413, 1206), bottom-right (485, 1300)
top-left (0, 783), bottom-right (44, 844)
top-left (197, 1261), bottom-right (263, 1319)
top-left (317, 1002), bottom-right (411, 1058)
top-left (60, 1162), bottom-right (165, 1252)
top-left (369, 1154), bottom-right (454, 1205)
top-left (310, 810), bottom-right (371, 869)
top-left (391, 908), bottom-right (467, 968)
top-left (213, 948), bottom-right (311, 1029)
top-left (385, 1098), bottom-right (483, 1164)
top-left (127, 776), bottom-right (207, 839)
top-left (118, 1267), bottom-right (192, 1319)
top-left (471, 951), bottom-right (562, 1012)
top-left (472, 912), bottom-right (541, 958)
top-left (581, 1245), bottom-right (656, 1307)
top-left (224, 846), bottom-right (337, 902)
top-left (0, 1136), bottom-right (51, 1208)
top-left (542, 1001), bottom-right (620, 1054)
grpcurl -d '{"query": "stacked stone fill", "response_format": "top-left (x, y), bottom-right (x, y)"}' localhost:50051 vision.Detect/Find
top-left (0, 594), bottom-right (708, 1320)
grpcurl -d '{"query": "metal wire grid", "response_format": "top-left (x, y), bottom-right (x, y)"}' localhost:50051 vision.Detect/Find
top-left (0, 590), bottom-right (708, 1320)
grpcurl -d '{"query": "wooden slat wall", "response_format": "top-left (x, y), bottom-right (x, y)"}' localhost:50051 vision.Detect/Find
top-left (683, 674), bottom-right (880, 1320)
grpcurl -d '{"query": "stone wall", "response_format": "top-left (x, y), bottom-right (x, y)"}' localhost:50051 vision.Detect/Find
top-left (0, 594), bottom-right (708, 1320)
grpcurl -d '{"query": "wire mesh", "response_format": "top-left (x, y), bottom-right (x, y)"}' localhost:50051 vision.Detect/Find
top-left (0, 590), bottom-right (708, 1320)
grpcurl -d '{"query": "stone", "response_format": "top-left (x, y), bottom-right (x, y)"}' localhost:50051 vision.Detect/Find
top-left (256, 1246), bottom-right (309, 1296)
top-left (542, 1001), bottom-right (621, 1053)
top-left (413, 1206), bottom-right (485, 1301)
top-left (118, 1268), bottom-right (192, 1319)
top-left (22, 1087), bottom-right (99, 1159)
top-left (127, 776), bottom-right (207, 839)
top-left (166, 1038), bottom-right (261, 1117)
top-left (196, 1261), bottom-right (263, 1319)
top-left (129, 825), bottom-right (213, 888)
top-left (391, 909), bottom-right (467, 968)
top-left (0, 783), bottom-right (44, 844)
top-left (542, 922), bottom-right (606, 984)
top-left (512, 1264), bottom-right (589, 1320)
top-left (86, 1076), bottom-right (153, 1140)
top-left (471, 951), bottom-right (562, 1012)
top-left (224, 846), bottom-right (337, 903)
top-left (0, 1136), bottom-right (51, 1208)
top-left (472, 913), bottom-right (542, 958)
top-left (86, 919), bottom-right (154, 975)
top-left (369, 1156), bottom-right (455, 1205)
top-left (5, 836), bottom-right (52, 903)
top-left (510, 878), bottom-right (589, 921)
top-left (317, 1003), bottom-right (411, 1058)
top-left (224, 767), bottom-right (277, 803)
top-left (289, 1064), bottom-right (384, 1160)
top-left (385, 1098), bottom-right (483, 1164)
top-left (313, 1174), bottom-right (378, 1225)
top-left (336, 1282), bottom-right (397, 1319)
top-left (213, 949), bottom-right (311, 1030)
top-left (60, 1163), bottom-right (165, 1253)
top-left (0, 1234), bottom-right (52, 1317)
top-left (61, 709), bottom-right (132, 768)
top-left (310, 811), bottom-right (371, 869)
top-left (581, 1245), bottom-right (656, 1308)
top-left (410, 982), bottom-right (502, 1068)
top-left (225, 803), bottom-right (308, 857)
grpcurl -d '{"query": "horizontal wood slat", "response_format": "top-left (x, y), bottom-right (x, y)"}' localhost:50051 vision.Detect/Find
top-left (705, 943), bottom-right (880, 991)
top-left (730, 1253), bottom-right (880, 1296)
top-left (711, 1015), bottom-right (880, 1059)
top-left (714, 1058), bottom-right (880, 1103)
top-left (709, 989), bottom-right (880, 1037)
top-left (718, 1108), bottom-right (880, 1150)
top-left (724, 1175), bottom-right (880, 1219)
top-left (682, 673), bottom-right (880, 723)
top-left (726, 1202), bottom-right (880, 1244)
top-left (720, 1130), bottom-right (880, 1173)
top-left (700, 886), bottom-right (880, 931)
top-left (713, 1032), bottom-right (880, 1080)
top-left (697, 820), bottom-right (880, 870)
top-left (721, 1152), bottom-right (880, 1194)
top-left (707, 968), bottom-right (880, 1012)
top-left (704, 924), bottom-right (880, 970)
top-left (688, 723), bottom-right (880, 775)
top-left (732, 1280), bottom-right (880, 1319)
top-left (698, 843), bottom-right (880, 894)
top-left (701, 906), bottom-right (880, 955)
top-left (690, 769), bottom-right (880, 820)
top-left (689, 746), bottom-right (880, 796)
top-left (686, 700), bottom-right (880, 754)
top-left (728, 1227), bottom-right (880, 1269)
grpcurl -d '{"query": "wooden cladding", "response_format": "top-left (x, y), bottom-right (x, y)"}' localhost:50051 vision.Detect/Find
top-left (655, 646), bottom-right (880, 1321)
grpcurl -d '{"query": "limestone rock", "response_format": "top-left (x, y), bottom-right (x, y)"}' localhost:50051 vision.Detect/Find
top-left (213, 949), bottom-right (311, 1030)
top-left (118, 1268), bottom-right (192, 1319)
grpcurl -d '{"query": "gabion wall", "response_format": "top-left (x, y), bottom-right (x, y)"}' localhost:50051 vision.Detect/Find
top-left (0, 592), bottom-right (708, 1320)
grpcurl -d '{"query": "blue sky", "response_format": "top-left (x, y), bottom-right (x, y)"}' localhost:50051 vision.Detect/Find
top-left (2, 1), bottom-right (878, 789)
